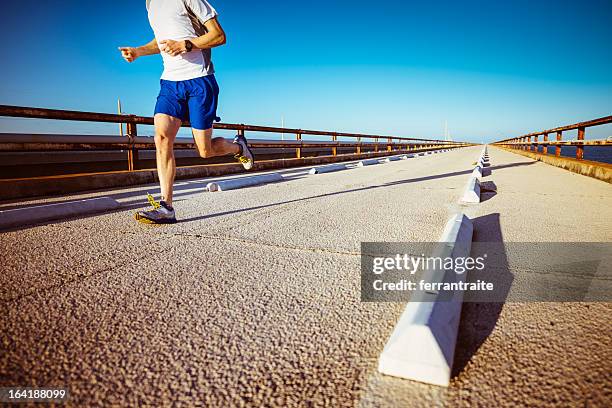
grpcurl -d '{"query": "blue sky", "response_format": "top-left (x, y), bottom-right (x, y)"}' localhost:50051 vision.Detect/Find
top-left (0, 0), bottom-right (611, 142)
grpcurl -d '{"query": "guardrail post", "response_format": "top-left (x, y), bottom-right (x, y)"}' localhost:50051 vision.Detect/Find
top-left (375, 137), bottom-right (379, 152)
top-left (555, 131), bottom-right (562, 157)
top-left (126, 117), bottom-right (138, 171)
top-left (387, 137), bottom-right (392, 152)
top-left (542, 133), bottom-right (548, 154)
top-left (576, 126), bottom-right (585, 160)
top-left (332, 134), bottom-right (337, 156)
top-left (534, 135), bottom-right (539, 153)
top-left (357, 137), bottom-right (361, 154)
top-left (296, 132), bottom-right (302, 158)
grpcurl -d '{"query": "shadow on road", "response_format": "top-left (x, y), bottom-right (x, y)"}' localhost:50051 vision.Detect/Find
top-left (479, 180), bottom-right (498, 202)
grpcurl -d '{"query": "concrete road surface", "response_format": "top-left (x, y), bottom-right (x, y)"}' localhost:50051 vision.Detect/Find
top-left (1, 146), bottom-right (611, 407)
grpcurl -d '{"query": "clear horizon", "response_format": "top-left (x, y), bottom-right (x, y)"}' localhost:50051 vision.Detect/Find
top-left (0, 0), bottom-right (610, 143)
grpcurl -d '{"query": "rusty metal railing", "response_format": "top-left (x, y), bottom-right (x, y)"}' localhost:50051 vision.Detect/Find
top-left (0, 105), bottom-right (470, 171)
top-left (492, 115), bottom-right (612, 160)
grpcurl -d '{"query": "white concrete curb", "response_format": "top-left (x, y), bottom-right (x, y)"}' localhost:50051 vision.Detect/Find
top-left (460, 176), bottom-right (481, 203)
top-left (207, 173), bottom-right (283, 192)
top-left (308, 164), bottom-right (348, 174)
top-left (357, 158), bottom-right (380, 167)
top-left (378, 213), bottom-right (474, 386)
top-left (0, 197), bottom-right (121, 230)
top-left (380, 156), bottom-right (401, 163)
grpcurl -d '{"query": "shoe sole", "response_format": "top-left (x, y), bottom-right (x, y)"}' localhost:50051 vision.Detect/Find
top-left (235, 137), bottom-right (256, 170)
top-left (242, 148), bottom-right (256, 171)
top-left (134, 212), bottom-right (177, 224)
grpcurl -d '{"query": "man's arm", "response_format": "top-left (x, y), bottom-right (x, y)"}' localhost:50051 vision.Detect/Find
top-left (118, 39), bottom-right (160, 63)
top-left (159, 17), bottom-right (226, 57)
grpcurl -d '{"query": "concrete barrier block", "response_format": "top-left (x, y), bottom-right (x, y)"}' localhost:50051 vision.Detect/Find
top-left (378, 213), bottom-right (474, 386)
top-left (308, 164), bottom-right (348, 174)
top-left (400, 154), bottom-right (415, 160)
top-left (0, 197), bottom-right (121, 230)
top-left (380, 156), bottom-right (401, 163)
top-left (460, 176), bottom-right (481, 203)
top-left (472, 165), bottom-right (483, 179)
top-left (207, 173), bottom-right (283, 192)
top-left (357, 159), bottom-right (380, 167)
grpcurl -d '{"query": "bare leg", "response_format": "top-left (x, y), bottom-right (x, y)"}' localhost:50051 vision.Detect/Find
top-left (154, 114), bottom-right (181, 206)
top-left (192, 128), bottom-right (240, 158)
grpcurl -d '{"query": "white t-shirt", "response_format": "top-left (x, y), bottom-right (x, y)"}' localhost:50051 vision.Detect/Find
top-left (146, 0), bottom-right (218, 81)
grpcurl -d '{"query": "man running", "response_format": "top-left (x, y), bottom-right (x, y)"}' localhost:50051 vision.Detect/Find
top-left (119, 0), bottom-right (254, 224)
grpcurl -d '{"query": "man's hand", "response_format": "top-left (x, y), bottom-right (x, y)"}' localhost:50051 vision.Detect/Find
top-left (159, 40), bottom-right (189, 57)
top-left (118, 47), bottom-right (141, 63)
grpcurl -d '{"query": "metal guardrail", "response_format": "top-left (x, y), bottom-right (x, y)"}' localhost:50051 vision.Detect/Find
top-left (492, 115), bottom-right (612, 160)
top-left (0, 105), bottom-right (470, 171)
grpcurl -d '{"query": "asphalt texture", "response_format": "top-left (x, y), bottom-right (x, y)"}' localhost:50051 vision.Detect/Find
top-left (1, 146), bottom-right (611, 407)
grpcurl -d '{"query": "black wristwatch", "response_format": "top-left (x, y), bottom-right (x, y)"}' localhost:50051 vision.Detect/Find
top-left (185, 40), bottom-right (193, 52)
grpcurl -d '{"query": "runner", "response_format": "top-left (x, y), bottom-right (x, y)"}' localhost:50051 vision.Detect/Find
top-left (119, 0), bottom-right (254, 224)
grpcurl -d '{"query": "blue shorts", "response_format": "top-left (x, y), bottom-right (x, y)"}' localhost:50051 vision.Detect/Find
top-left (154, 75), bottom-right (220, 130)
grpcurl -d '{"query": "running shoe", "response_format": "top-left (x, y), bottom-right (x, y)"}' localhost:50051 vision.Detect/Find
top-left (233, 134), bottom-right (255, 170)
top-left (134, 193), bottom-right (177, 224)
